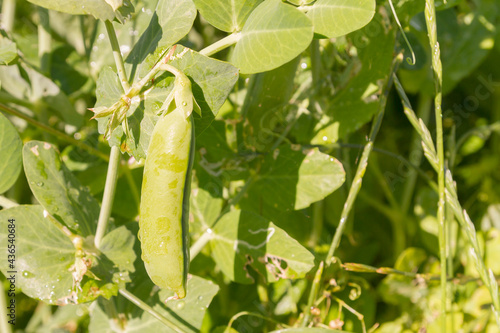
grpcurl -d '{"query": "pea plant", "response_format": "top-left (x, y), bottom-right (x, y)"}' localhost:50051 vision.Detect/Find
top-left (0, 0), bottom-right (500, 332)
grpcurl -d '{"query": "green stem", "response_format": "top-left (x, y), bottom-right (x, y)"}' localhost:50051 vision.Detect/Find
top-left (118, 289), bottom-right (185, 333)
top-left (189, 231), bottom-right (213, 260)
top-left (424, 1), bottom-right (447, 330)
top-left (94, 146), bottom-right (120, 248)
top-left (227, 311), bottom-right (286, 331)
top-left (301, 261), bottom-right (324, 327)
top-left (0, 103), bottom-right (109, 161)
top-left (308, 200), bottom-right (324, 248)
top-left (1, 0), bottom-right (16, 32)
top-left (326, 54), bottom-right (402, 264)
top-left (493, 91), bottom-right (500, 155)
top-left (310, 39), bottom-right (322, 88)
top-left (94, 22), bottom-right (129, 248)
top-left (199, 33), bottom-right (240, 57)
top-left (37, 7), bottom-right (51, 74)
top-left (104, 20), bottom-right (130, 91)
top-left (122, 163), bottom-right (140, 208)
top-left (0, 196), bottom-right (18, 208)
top-left (401, 94), bottom-right (432, 215)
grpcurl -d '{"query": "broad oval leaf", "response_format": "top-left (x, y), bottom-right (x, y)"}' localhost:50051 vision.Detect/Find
top-left (190, 187), bottom-right (224, 234)
top-left (0, 37), bottom-right (17, 65)
top-left (22, 141), bottom-right (100, 236)
top-left (0, 64), bottom-right (83, 127)
top-left (326, 14), bottom-right (396, 139)
top-left (272, 329), bottom-right (351, 333)
top-left (243, 145), bottom-right (345, 214)
top-left (0, 113), bottom-right (22, 194)
top-left (210, 209), bottom-right (315, 284)
top-left (0, 205), bottom-right (75, 304)
top-left (231, 0), bottom-right (313, 74)
top-left (305, 0), bottom-right (376, 38)
top-left (193, 0), bottom-right (262, 32)
top-left (99, 225), bottom-right (136, 273)
top-left (89, 275), bottom-right (219, 333)
top-left (27, 0), bottom-right (116, 21)
top-left (126, 0), bottom-right (197, 76)
top-left (242, 56), bottom-right (301, 151)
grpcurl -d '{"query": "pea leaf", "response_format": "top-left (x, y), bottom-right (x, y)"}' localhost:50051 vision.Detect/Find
top-left (96, 46), bottom-right (239, 159)
top-left (190, 187), bottom-right (224, 234)
top-left (0, 63), bottom-right (83, 128)
top-left (242, 56), bottom-right (301, 151)
top-left (89, 276), bottom-right (219, 333)
top-left (0, 113), bottom-right (22, 194)
top-left (305, 0), bottom-right (375, 38)
top-left (0, 205), bottom-right (75, 304)
top-left (192, 0), bottom-right (263, 32)
top-left (99, 226), bottom-right (136, 273)
top-left (271, 329), bottom-right (351, 333)
top-left (26, 0), bottom-right (117, 21)
top-left (22, 141), bottom-right (100, 236)
top-left (241, 145), bottom-right (345, 218)
top-left (325, 14), bottom-right (396, 138)
top-left (126, 0), bottom-right (197, 78)
top-left (210, 209), bottom-right (315, 284)
top-left (231, 0), bottom-right (313, 74)
top-left (0, 37), bottom-right (17, 65)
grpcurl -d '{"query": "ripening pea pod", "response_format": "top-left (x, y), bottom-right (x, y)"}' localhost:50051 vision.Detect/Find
top-left (139, 70), bottom-right (198, 299)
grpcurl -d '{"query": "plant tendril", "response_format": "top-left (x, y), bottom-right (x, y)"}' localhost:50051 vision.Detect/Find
top-left (388, 0), bottom-right (416, 65)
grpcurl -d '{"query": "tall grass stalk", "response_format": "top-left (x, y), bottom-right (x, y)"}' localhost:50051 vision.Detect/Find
top-left (394, 75), bottom-right (500, 329)
top-left (424, 1), bottom-right (448, 329)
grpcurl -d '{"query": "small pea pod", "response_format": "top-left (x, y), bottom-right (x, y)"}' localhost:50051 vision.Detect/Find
top-left (139, 106), bottom-right (194, 298)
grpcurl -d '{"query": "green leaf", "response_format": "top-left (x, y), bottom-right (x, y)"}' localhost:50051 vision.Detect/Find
top-left (210, 209), bottom-right (315, 283)
top-left (26, 0), bottom-right (117, 21)
top-left (231, 0), bottom-right (313, 74)
top-left (126, 0), bottom-right (197, 75)
top-left (190, 187), bottom-right (224, 234)
top-left (0, 205), bottom-right (75, 304)
top-left (242, 56), bottom-right (301, 151)
top-left (0, 63), bottom-right (83, 127)
top-left (305, 0), bottom-right (375, 38)
top-left (271, 329), bottom-right (351, 333)
top-left (97, 46), bottom-right (239, 159)
top-left (89, 276), bottom-right (219, 332)
top-left (99, 226), bottom-right (137, 272)
top-left (288, 0), bottom-right (315, 5)
top-left (325, 14), bottom-right (396, 138)
top-left (242, 145), bottom-right (345, 216)
top-left (193, 0), bottom-right (262, 32)
top-left (439, 3), bottom-right (497, 94)
top-left (22, 141), bottom-right (100, 236)
top-left (0, 113), bottom-right (22, 194)
top-left (0, 36), bottom-right (17, 65)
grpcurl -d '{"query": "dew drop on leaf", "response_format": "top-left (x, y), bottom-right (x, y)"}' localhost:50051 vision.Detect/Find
top-left (176, 301), bottom-right (185, 309)
top-left (22, 271), bottom-right (34, 278)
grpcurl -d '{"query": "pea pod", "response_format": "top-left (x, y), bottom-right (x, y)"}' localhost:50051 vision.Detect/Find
top-left (139, 79), bottom-right (196, 298)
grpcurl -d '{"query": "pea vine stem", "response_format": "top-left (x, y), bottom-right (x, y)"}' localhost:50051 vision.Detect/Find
top-left (118, 289), bottom-right (185, 333)
top-left (0, 103), bottom-right (109, 161)
top-left (1, 0), bottom-right (15, 32)
top-left (325, 53), bottom-right (402, 264)
top-left (199, 33), bottom-right (240, 57)
top-left (424, 1), bottom-right (448, 330)
top-left (94, 21), bottom-right (129, 249)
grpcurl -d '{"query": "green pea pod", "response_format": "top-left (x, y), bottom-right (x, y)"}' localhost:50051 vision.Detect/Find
top-left (139, 106), bottom-right (194, 299)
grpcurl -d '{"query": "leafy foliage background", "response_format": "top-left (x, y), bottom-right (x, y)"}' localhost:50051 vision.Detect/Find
top-left (0, 0), bottom-right (499, 332)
